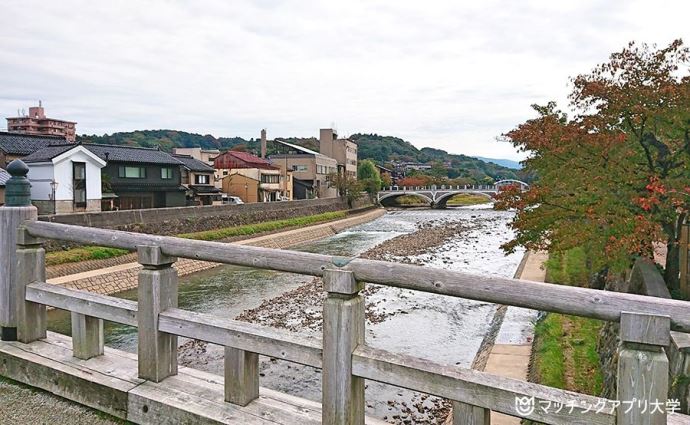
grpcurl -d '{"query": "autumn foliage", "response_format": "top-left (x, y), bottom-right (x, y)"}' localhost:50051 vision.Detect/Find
top-left (496, 40), bottom-right (690, 288)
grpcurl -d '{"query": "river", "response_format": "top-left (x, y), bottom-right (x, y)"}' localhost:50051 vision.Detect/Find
top-left (47, 205), bottom-right (531, 423)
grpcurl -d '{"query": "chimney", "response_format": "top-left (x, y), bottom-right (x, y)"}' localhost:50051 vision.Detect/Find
top-left (260, 129), bottom-right (267, 159)
top-left (319, 128), bottom-right (335, 157)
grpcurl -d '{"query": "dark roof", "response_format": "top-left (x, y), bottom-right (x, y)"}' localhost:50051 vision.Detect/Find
top-left (83, 144), bottom-right (183, 166)
top-left (173, 154), bottom-right (215, 173)
top-left (0, 132), bottom-right (68, 155)
top-left (0, 168), bottom-right (10, 187)
top-left (189, 185), bottom-right (221, 193)
top-left (22, 144), bottom-right (78, 163)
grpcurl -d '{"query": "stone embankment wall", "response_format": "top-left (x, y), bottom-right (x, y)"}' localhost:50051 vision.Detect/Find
top-left (597, 259), bottom-right (690, 413)
top-left (40, 197), bottom-right (373, 252)
top-left (41, 197), bottom-right (371, 233)
top-left (47, 208), bottom-right (386, 296)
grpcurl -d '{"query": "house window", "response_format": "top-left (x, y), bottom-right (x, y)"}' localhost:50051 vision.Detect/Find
top-left (118, 166), bottom-right (146, 178)
top-left (292, 165), bottom-right (308, 172)
top-left (195, 174), bottom-right (209, 184)
top-left (161, 168), bottom-right (173, 179)
top-left (73, 162), bottom-right (87, 209)
top-left (261, 174), bottom-right (280, 183)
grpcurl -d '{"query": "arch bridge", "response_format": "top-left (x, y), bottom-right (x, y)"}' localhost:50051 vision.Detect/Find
top-left (378, 180), bottom-right (530, 208)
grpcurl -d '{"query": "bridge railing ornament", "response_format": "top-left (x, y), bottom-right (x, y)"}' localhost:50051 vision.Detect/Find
top-left (0, 162), bottom-right (686, 425)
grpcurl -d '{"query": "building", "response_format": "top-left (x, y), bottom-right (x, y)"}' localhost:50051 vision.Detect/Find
top-left (171, 147), bottom-right (220, 167)
top-left (0, 132), bottom-right (67, 168)
top-left (84, 144), bottom-right (187, 210)
top-left (6, 102), bottom-right (77, 142)
top-left (375, 164), bottom-right (394, 184)
top-left (173, 154), bottom-right (222, 205)
top-left (0, 168), bottom-right (9, 205)
top-left (22, 144), bottom-right (106, 214)
top-left (214, 150), bottom-right (289, 202)
top-left (269, 140), bottom-right (338, 199)
top-left (319, 129), bottom-right (357, 179)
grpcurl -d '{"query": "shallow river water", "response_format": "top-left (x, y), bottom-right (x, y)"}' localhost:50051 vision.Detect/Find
top-left (47, 206), bottom-right (530, 423)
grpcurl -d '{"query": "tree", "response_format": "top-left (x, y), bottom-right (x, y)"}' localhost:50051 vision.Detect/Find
top-left (497, 40), bottom-right (690, 289)
top-left (329, 172), bottom-right (363, 208)
top-left (357, 160), bottom-right (382, 195)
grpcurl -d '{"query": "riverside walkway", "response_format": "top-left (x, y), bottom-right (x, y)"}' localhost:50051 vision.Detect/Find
top-left (0, 161), bottom-right (689, 424)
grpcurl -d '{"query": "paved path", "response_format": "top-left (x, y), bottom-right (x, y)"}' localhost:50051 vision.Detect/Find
top-left (486, 251), bottom-right (547, 425)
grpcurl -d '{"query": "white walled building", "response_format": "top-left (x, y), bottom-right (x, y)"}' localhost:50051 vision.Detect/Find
top-left (23, 144), bottom-right (106, 214)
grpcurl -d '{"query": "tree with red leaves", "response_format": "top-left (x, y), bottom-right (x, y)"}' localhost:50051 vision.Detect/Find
top-left (497, 40), bottom-right (690, 289)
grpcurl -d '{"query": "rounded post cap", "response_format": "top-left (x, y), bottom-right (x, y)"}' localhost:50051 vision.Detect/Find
top-left (7, 159), bottom-right (29, 177)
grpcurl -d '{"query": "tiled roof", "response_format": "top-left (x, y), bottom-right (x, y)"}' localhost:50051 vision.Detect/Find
top-left (173, 154), bottom-right (215, 173)
top-left (83, 144), bottom-right (183, 165)
top-left (22, 144), bottom-right (77, 163)
top-left (0, 168), bottom-right (10, 187)
top-left (226, 151), bottom-right (273, 166)
top-left (272, 140), bottom-right (320, 156)
top-left (0, 132), bottom-right (68, 155)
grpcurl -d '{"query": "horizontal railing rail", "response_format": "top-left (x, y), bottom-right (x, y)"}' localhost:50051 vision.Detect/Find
top-left (23, 220), bottom-right (690, 332)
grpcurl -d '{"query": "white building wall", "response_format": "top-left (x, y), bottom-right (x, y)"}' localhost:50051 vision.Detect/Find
top-left (27, 163), bottom-right (54, 201)
top-left (53, 151), bottom-right (103, 201)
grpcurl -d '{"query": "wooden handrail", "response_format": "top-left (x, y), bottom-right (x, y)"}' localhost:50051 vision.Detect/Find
top-left (23, 221), bottom-right (690, 332)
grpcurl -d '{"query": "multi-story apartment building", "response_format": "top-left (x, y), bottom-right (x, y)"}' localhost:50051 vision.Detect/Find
top-left (269, 140), bottom-right (338, 199)
top-left (6, 102), bottom-right (77, 142)
top-left (319, 128), bottom-right (357, 179)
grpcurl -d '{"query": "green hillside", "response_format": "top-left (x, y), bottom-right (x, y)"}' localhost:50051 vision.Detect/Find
top-left (77, 130), bottom-right (525, 182)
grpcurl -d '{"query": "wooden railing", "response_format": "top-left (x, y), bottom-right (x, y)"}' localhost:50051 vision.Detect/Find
top-left (5, 219), bottom-right (688, 424)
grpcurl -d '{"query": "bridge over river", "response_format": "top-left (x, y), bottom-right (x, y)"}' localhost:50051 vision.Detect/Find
top-left (0, 161), bottom-right (688, 425)
top-left (378, 180), bottom-right (530, 208)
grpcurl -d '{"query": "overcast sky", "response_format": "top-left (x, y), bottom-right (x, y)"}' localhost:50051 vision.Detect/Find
top-left (1, 1), bottom-right (689, 160)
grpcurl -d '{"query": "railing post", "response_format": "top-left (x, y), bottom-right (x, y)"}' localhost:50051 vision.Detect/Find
top-left (0, 160), bottom-right (37, 341)
top-left (15, 227), bottom-right (46, 343)
top-left (453, 401), bottom-right (490, 425)
top-left (137, 245), bottom-right (178, 382)
top-left (71, 312), bottom-right (103, 360)
top-left (322, 268), bottom-right (365, 425)
top-left (224, 346), bottom-right (259, 406)
top-left (617, 311), bottom-right (670, 425)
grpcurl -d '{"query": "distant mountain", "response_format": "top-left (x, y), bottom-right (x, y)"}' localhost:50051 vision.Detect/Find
top-left (77, 130), bottom-right (528, 182)
top-left (350, 133), bottom-right (524, 182)
top-left (474, 156), bottom-right (522, 170)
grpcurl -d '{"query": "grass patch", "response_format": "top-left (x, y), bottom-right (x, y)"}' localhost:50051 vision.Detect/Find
top-left (46, 210), bottom-right (349, 265)
top-left (532, 313), bottom-right (604, 395)
top-left (390, 195), bottom-right (429, 206)
top-left (445, 193), bottom-right (491, 206)
top-left (532, 247), bottom-right (604, 397)
top-left (46, 246), bottom-right (130, 266)
top-left (178, 211), bottom-right (348, 241)
top-left (544, 246), bottom-right (589, 286)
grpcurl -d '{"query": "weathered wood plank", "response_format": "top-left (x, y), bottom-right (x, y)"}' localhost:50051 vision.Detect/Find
top-left (617, 312), bottom-right (669, 425)
top-left (137, 246), bottom-right (178, 382)
top-left (24, 220), bottom-right (690, 332)
top-left (619, 311), bottom-right (670, 347)
top-left (71, 312), bottom-right (104, 360)
top-left (224, 346), bottom-right (259, 406)
top-left (0, 206), bottom-right (37, 338)
top-left (15, 245), bottom-right (46, 343)
top-left (158, 308), bottom-right (322, 368)
top-left (0, 336), bottom-right (136, 419)
top-left (322, 269), bottom-right (365, 425)
top-left (352, 345), bottom-right (616, 425)
top-left (25, 282), bottom-right (138, 327)
top-left (453, 401), bottom-right (490, 425)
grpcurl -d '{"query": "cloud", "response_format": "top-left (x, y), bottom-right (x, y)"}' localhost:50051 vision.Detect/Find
top-left (1, 0), bottom-right (688, 160)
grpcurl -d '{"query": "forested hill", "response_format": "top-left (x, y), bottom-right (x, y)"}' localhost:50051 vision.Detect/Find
top-left (77, 130), bottom-right (524, 181)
